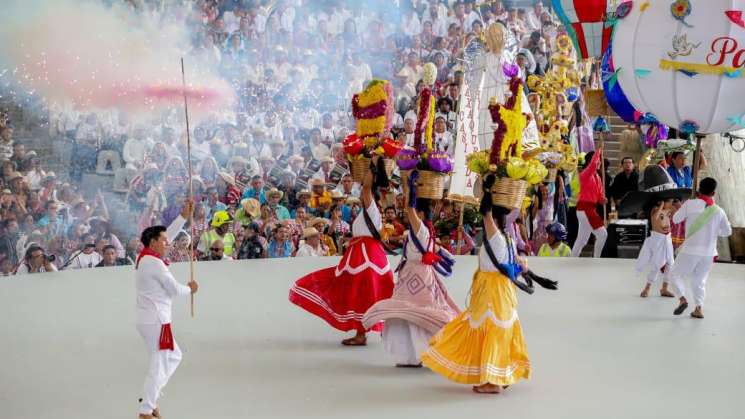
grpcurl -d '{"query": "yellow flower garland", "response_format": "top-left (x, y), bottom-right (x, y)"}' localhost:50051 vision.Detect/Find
top-left (424, 95), bottom-right (435, 154)
top-left (497, 84), bottom-right (526, 161)
top-left (356, 80), bottom-right (388, 108)
top-left (357, 116), bottom-right (387, 137)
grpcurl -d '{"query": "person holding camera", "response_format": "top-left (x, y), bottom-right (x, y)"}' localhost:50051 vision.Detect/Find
top-left (236, 222), bottom-right (267, 259)
top-left (135, 200), bottom-right (198, 419)
top-left (16, 244), bottom-right (58, 274)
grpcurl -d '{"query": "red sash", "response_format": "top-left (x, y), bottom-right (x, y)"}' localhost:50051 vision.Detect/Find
top-left (159, 323), bottom-right (174, 351)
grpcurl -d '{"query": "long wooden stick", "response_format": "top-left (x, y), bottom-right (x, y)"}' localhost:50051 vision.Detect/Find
top-left (455, 201), bottom-right (466, 255)
top-left (691, 134), bottom-right (702, 198)
top-left (180, 57), bottom-right (195, 318)
top-left (600, 131), bottom-right (607, 225)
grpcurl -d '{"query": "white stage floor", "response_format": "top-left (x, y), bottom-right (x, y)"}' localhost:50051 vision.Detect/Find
top-left (1, 257), bottom-right (744, 419)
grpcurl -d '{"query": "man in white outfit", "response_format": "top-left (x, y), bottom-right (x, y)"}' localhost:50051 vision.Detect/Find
top-left (135, 201), bottom-right (198, 419)
top-left (670, 178), bottom-right (731, 319)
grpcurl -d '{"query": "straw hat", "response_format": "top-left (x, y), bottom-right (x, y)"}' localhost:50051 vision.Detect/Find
top-left (330, 190), bottom-right (345, 200)
top-left (266, 188), bottom-right (284, 200)
top-left (320, 156), bottom-right (334, 164)
top-left (311, 217), bottom-right (327, 228)
top-left (346, 196), bottom-right (361, 206)
top-left (302, 227), bottom-right (320, 239)
top-left (42, 171), bottom-right (57, 183)
top-left (217, 172), bottom-right (236, 186)
top-left (297, 189), bottom-right (312, 197)
top-left (288, 155), bottom-right (304, 164)
top-left (241, 198), bottom-right (261, 218)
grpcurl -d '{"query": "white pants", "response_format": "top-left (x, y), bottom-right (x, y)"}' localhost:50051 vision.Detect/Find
top-left (137, 324), bottom-right (182, 415)
top-left (670, 254), bottom-right (713, 308)
top-left (382, 319), bottom-right (432, 365)
top-left (644, 265), bottom-right (670, 285)
top-left (571, 210), bottom-right (608, 258)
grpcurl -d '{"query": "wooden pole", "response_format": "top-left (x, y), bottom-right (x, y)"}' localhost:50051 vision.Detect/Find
top-left (181, 57), bottom-right (195, 318)
top-left (600, 131), bottom-right (607, 225)
top-left (691, 134), bottom-right (703, 198)
top-left (455, 200), bottom-right (466, 255)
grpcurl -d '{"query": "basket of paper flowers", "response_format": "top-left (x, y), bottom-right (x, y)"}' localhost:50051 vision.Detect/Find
top-left (346, 79), bottom-right (401, 182)
top-left (466, 75), bottom-right (549, 209)
top-left (395, 63), bottom-right (453, 200)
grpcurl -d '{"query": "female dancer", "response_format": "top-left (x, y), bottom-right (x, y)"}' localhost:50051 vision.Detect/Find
top-left (570, 148), bottom-right (608, 257)
top-left (363, 171), bottom-right (459, 367)
top-left (422, 174), bottom-right (557, 393)
top-left (289, 158), bottom-right (394, 346)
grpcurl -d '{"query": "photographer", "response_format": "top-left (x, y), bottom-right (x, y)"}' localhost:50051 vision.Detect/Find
top-left (236, 222), bottom-right (267, 259)
top-left (16, 244), bottom-right (58, 275)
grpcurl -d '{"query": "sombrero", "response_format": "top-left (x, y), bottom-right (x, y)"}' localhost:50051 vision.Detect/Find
top-left (618, 165), bottom-right (691, 217)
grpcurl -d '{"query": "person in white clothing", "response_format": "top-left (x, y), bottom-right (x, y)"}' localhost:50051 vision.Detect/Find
top-left (295, 227), bottom-right (327, 257)
top-left (670, 178), bottom-right (731, 319)
top-left (135, 201), bottom-right (198, 419)
top-left (69, 243), bottom-right (103, 269)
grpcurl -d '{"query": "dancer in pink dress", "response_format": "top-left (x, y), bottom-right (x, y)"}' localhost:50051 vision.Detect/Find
top-left (363, 170), bottom-right (459, 367)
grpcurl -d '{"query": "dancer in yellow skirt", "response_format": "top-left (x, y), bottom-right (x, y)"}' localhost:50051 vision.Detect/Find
top-left (422, 174), bottom-right (558, 394)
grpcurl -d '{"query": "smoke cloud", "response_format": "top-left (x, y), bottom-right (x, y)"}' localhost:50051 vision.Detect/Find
top-left (0, 0), bottom-right (234, 117)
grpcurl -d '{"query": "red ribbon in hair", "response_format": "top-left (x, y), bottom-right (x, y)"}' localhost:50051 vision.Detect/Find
top-left (159, 323), bottom-right (174, 351)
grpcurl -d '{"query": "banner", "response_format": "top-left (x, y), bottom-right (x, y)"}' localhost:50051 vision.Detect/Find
top-left (448, 68), bottom-right (483, 204)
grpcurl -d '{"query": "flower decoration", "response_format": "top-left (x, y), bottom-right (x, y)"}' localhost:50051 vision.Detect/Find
top-left (679, 119), bottom-right (699, 135)
top-left (616, 1), bottom-right (634, 19)
top-left (349, 79), bottom-right (399, 159)
top-left (343, 133), bottom-right (364, 156)
top-left (488, 77), bottom-right (527, 165)
top-left (381, 137), bottom-right (403, 159)
top-left (670, 0), bottom-right (693, 27)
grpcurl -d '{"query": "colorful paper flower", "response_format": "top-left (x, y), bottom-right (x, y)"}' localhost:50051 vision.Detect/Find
top-left (670, 0), bottom-right (693, 27)
top-left (679, 120), bottom-right (699, 135)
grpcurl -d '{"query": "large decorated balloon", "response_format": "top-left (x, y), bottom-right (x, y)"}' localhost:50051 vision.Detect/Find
top-left (552, 0), bottom-right (616, 59)
top-left (601, 41), bottom-right (637, 123)
top-left (613, 0), bottom-right (745, 134)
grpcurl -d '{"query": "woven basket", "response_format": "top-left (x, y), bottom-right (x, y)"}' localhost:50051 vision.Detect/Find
top-left (585, 89), bottom-right (610, 117)
top-left (349, 157), bottom-right (371, 183)
top-left (491, 177), bottom-right (527, 210)
top-left (416, 170), bottom-right (446, 200)
top-left (544, 168), bottom-right (558, 182)
top-left (350, 157), bottom-right (396, 183)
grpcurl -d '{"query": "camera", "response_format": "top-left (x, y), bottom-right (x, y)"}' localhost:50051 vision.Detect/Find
top-left (45, 254), bottom-right (56, 262)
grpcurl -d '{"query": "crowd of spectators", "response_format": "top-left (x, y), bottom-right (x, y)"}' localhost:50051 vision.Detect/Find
top-left (1, 0), bottom-right (682, 275)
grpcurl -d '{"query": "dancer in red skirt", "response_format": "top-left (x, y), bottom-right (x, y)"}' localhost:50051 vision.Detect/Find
top-left (289, 157), bottom-right (394, 346)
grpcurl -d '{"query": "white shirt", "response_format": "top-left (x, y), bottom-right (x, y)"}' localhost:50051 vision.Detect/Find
top-left (296, 242), bottom-right (326, 257)
top-left (673, 198), bottom-right (731, 257)
top-left (635, 231), bottom-right (674, 274)
top-left (311, 143), bottom-right (331, 160)
top-left (319, 126), bottom-right (337, 143)
top-left (71, 251), bottom-right (103, 269)
top-left (123, 138), bottom-right (153, 169)
top-left (478, 230), bottom-right (513, 272)
top-left (135, 216), bottom-right (190, 324)
top-left (405, 221), bottom-right (430, 257)
top-left (352, 201), bottom-right (382, 237)
top-left (16, 263), bottom-right (58, 275)
top-left (433, 131), bottom-right (453, 154)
